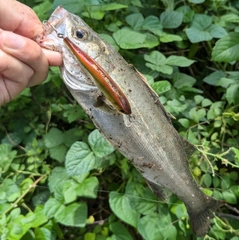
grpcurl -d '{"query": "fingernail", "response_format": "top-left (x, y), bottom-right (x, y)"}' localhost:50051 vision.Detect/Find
top-left (2, 31), bottom-right (25, 50)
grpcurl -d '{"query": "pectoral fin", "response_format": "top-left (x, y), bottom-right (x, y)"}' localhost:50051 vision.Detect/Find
top-left (179, 135), bottom-right (196, 160)
top-left (146, 179), bottom-right (172, 201)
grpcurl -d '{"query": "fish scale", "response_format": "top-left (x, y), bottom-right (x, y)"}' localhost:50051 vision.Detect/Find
top-left (38, 6), bottom-right (223, 237)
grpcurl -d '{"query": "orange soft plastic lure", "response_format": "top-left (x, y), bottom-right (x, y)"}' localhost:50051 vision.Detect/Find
top-left (63, 37), bottom-right (131, 115)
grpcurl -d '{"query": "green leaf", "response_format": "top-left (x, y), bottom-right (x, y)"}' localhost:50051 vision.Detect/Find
top-left (109, 222), bottom-right (134, 240)
top-left (113, 29), bottom-right (159, 49)
top-left (160, 33), bottom-right (182, 42)
top-left (186, 14), bottom-right (214, 43)
top-left (0, 144), bottom-right (17, 172)
top-left (203, 71), bottom-right (226, 86)
top-left (142, 16), bottom-right (163, 35)
top-left (49, 145), bottom-right (67, 162)
top-left (125, 13), bottom-right (144, 31)
top-left (48, 167), bottom-right (69, 194)
top-left (160, 11), bottom-right (183, 29)
top-left (144, 51), bottom-right (173, 74)
top-left (232, 147), bottom-right (239, 165)
top-left (65, 141), bottom-right (96, 176)
top-left (178, 118), bottom-right (190, 128)
top-left (212, 32), bottom-right (239, 62)
top-left (172, 72), bottom-right (196, 89)
top-left (0, 179), bottom-right (20, 203)
top-left (189, 107), bottom-right (206, 123)
top-left (151, 81), bottom-right (171, 94)
top-left (54, 202), bottom-right (87, 227)
top-left (226, 83), bottom-right (239, 104)
top-left (44, 198), bottom-right (64, 218)
top-left (207, 24), bottom-right (227, 39)
top-left (203, 173), bottom-right (212, 188)
top-left (88, 129), bottom-right (114, 158)
top-left (75, 176), bottom-right (99, 199)
top-left (35, 227), bottom-right (54, 240)
top-left (63, 180), bottom-right (78, 204)
top-left (166, 55), bottom-right (195, 67)
top-left (109, 192), bottom-right (140, 228)
top-left (222, 190), bottom-right (237, 204)
top-left (44, 128), bottom-right (64, 148)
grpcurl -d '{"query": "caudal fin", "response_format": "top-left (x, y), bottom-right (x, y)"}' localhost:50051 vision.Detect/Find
top-left (187, 197), bottom-right (223, 237)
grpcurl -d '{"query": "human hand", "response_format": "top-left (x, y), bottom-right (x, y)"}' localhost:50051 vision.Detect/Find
top-left (0, 0), bottom-right (62, 106)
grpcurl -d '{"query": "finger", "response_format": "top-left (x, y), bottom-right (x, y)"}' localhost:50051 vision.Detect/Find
top-left (0, 50), bottom-right (34, 104)
top-left (0, 0), bottom-right (44, 38)
top-left (0, 30), bottom-right (49, 86)
top-left (42, 48), bottom-right (63, 66)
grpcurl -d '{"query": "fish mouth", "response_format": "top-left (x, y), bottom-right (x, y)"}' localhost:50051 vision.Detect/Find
top-left (63, 36), bottom-right (132, 115)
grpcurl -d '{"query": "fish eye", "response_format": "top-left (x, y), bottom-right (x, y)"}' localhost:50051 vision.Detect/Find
top-left (76, 29), bottom-right (84, 38)
top-left (73, 28), bottom-right (88, 40)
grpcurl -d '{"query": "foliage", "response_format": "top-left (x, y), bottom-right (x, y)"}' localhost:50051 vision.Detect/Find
top-left (1, 0), bottom-right (239, 239)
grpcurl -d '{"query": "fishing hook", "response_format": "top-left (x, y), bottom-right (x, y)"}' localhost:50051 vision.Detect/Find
top-left (43, 20), bottom-right (65, 39)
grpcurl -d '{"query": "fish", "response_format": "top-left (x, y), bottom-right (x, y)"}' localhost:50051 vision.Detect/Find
top-left (38, 6), bottom-right (223, 237)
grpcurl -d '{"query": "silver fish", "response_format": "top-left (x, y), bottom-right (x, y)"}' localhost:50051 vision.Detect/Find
top-left (39, 6), bottom-right (222, 237)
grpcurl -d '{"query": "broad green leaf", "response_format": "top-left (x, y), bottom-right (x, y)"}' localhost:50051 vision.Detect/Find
top-left (186, 14), bottom-right (213, 43)
top-left (142, 16), bottom-right (163, 35)
top-left (160, 11), bottom-right (183, 29)
top-left (0, 144), bottom-right (17, 172)
top-left (44, 128), bottom-right (64, 148)
top-left (178, 118), bottom-right (190, 128)
top-left (113, 29), bottom-right (159, 49)
top-left (65, 141), bottom-right (95, 176)
top-left (203, 173), bottom-right (212, 188)
top-left (1, 132), bottom-right (22, 146)
top-left (166, 56), bottom-right (195, 67)
top-left (203, 71), bottom-right (226, 86)
top-left (88, 129), bottom-right (114, 158)
top-left (63, 180), bottom-right (78, 204)
top-left (189, 107), bottom-right (206, 123)
top-left (52, 0), bottom-right (85, 13)
top-left (186, 27), bottom-right (212, 43)
top-left (48, 167), bottom-right (69, 193)
top-left (49, 145), bottom-right (67, 162)
top-left (144, 51), bottom-right (166, 65)
top-left (176, 5), bottom-right (194, 23)
top-left (0, 179), bottom-right (20, 203)
top-left (172, 72), bottom-right (196, 89)
top-left (44, 198), bottom-right (64, 218)
top-left (138, 212), bottom-right (173, 240)
top-left (212, 32), bottom-right (239, 62)
top-left (54, 202), bottom-right (87, 227)
top-left (126, 13), bottom-right (144, 31)
top-left (109, 192), bottom-right (140, 228)
top-left (207, 101), bottom-right (224, 120)
top-left (160, 33), bottom-right (182, 42)
top-left (35, 227), bottom-right (54, 240)
top-left (232, 147), bottom-right (239, 165)
top-left (151, 81), bottom-right (171, 94)
top-left (222, 190), bottom-right (237, 204)
top-left (189, 0), bottom-right (204, 3)
top-left (75, 176), bottom-right (99, 198)
top-left (146, 63), bottom-right (173, 75)
top-left (109, 222), bottom-right (134, 240)
top-left (207, 24), bottom-right (227, 39)
top-left (226, 83), bottom-right (239, 104)
top-left (144, 51), bottom-right (172, 74)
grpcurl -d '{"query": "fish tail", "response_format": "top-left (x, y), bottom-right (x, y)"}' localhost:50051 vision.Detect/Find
top-left (187, 197), bottom-right (223, 237)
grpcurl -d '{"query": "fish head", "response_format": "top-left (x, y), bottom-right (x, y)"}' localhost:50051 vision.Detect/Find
top-left (39, 6), bottom-right (131, 114)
